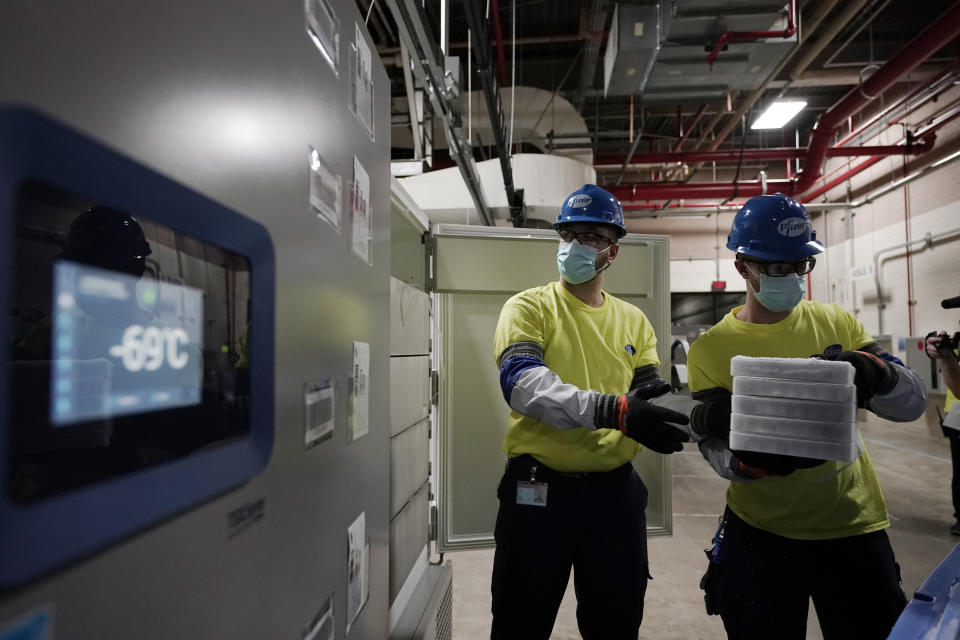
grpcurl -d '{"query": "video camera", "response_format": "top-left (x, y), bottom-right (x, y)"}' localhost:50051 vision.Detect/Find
top-left (927, 295), bottom-right (960, 352)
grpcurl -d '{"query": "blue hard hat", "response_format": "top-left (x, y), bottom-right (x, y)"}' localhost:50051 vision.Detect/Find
top-left (726, 193), bottom-right (823, 260)
top-left (553, 184), bottom-right (626, 238)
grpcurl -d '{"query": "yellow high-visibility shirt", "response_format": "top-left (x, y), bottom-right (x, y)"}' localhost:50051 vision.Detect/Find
top-left (687, 300), bottom-right (890, 540)
top-left (493, 281), bottom-right (658, 471)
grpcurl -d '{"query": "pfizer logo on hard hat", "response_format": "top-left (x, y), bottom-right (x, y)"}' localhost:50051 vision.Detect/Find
top-left (777, 217), bottom-right (809, 237)
top-left (568, 194), bottom-right (593, 208)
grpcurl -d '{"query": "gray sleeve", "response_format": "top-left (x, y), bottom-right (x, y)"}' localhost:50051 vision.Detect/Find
top-left (697, 434), bottom-right (757, 482)
top-left (868, 360), bottom-right (928, 422)
top-left (509, 366), bottom-right (601, 430)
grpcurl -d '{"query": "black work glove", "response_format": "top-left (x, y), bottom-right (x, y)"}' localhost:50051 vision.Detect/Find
top-left (595, 380), bottom-right (690, 453)
top-left (690, 394), bottom-right (732, 440)
top-left (812, 345), bottom-right (897, 408)
top-left (621, 380), bottom-right (691, 454)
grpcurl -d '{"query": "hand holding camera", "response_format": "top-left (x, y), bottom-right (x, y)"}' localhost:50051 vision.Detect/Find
top-left (926, 331), bottom-right (959, 360)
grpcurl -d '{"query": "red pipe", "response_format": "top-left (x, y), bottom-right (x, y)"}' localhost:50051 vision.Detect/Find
top-left (798, 100), bottom-right (960, 200)
top-left (834, 61), bottom-right (960, 147)
top-left (489, 0), bottom-right (508, 86)
top-left (622, 202), bottom-right (746, 210)
top-left (606, 4), bottom-right (960, 204)
top-left (707, 0), bottom-right (796, 67)
top-left (795, 1), bottom-right (960, 195)
top-left (594, 141), bottom-right (931, 166)
top-left (604, 180), bottom-right (794, 201)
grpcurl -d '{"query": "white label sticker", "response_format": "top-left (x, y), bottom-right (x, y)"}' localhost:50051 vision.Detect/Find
top-left (309, 148), bottom-right (342, 230)
top-left (346, 512), bottom-right (369, 633)
top-left (349, 341), bottom-right (369, 441)
top-left (350, 23), bottom-right (375, 140)
top-left (351, 157), bottom-right (371, 264)
top-left (305, 0), bottom-right (340, 75)
top-left (304, 379), bottom-right (335, 448)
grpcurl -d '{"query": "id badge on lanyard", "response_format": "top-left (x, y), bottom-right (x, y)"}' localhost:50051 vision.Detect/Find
top-left (516, 462), bottom-right (548, 507)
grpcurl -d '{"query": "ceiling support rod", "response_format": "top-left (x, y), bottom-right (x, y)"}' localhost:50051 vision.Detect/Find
top-left (462, 0), bottom-right (525, 227)
top-left (384, 0), bottom-right (493, 225)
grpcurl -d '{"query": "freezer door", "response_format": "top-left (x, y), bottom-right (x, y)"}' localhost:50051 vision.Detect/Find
top-left (432, 224), bottom-right (673, 552)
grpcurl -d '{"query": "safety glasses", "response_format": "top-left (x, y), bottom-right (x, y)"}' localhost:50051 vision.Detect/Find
top-left (557, 229), bottom-right (615, 250)
top-left (744, 257), bottom-right (816, 277)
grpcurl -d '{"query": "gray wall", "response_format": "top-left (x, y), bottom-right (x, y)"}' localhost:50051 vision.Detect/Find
top-left (0, 0), bottom-right (391, 637)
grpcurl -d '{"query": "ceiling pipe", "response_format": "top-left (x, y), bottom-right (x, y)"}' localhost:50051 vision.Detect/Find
top-left (489, 0), bottom-right (508, 85)
top-left (594, 140), bottom-right (932, 166)
top-left (690, 0), bottom-right (857, 159)
top-left (795, 1), bottom-right (960, 196)
top-left (609, 2), bottom-right (960, 203)
top-left (834, 61), bottom-right (960, 147)
top-left (801, 100), bottom-right (960, 200)
top-left (707, 0), bottom-right (796, 68)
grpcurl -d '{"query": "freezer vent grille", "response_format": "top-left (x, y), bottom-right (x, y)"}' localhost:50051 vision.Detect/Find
top-left (433, 577), bottom-right (453, 640)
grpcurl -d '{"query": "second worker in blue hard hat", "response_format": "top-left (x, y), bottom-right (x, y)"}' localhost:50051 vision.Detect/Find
top-left (491, 184), bottom-right (690, 640)
top-left (686, 193), bottom-right (928, 639)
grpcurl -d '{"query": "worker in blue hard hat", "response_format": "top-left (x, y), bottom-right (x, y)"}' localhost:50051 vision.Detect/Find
top-left (685, 193), bottom-right (927, 639)
top-left (490, 184), bottom-right (690, 639)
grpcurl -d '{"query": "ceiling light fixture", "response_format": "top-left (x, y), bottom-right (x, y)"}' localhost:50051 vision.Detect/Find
top-left (751, 101), bottom-right (807, 130)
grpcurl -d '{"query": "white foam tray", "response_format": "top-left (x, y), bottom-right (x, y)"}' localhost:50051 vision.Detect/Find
top-left (730, 355), bottom-right (855, 385)
top-left (731, 413), bottom-right (857, 443)
top-left (732, 394), bottom-right (857, 423)
top-left (730, 431), bottom-right (860, 463)
top-left (733, 376), bottom-right (856, 404)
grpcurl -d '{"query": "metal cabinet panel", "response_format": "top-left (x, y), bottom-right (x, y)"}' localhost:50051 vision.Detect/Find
top-left (390, 355), bottom-right (431, 437)
top-left (389, 481), bottom-right (430, 604)
top-left (390, 419), bottom-right (430, 518)
top-left (434, 225), bottom-right (673, 551)
top-left (0, 0), bottom-right (391, 637)
top-left (391, 277), bottom-right (430, 356)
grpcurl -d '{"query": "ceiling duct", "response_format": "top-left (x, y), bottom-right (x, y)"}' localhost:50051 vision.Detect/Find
top-left (602, 3), bottom-right (669, 97)
top-left (601, 1), bottom-right (799, 103)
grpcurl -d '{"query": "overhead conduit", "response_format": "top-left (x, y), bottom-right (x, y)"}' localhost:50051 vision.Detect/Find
top-left (706, 0), bottom-right (797, 68)
top-left (601, 1), bottom-right (960, 204)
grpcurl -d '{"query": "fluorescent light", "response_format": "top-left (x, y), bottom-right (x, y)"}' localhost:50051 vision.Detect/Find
top-left (751, 101), bottom-right (807, 130)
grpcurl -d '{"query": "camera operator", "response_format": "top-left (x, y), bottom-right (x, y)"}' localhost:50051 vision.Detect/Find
top-left (926, 317), bottom-right (960, 536)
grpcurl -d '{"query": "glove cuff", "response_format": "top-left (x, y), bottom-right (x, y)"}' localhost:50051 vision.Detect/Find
top-left (595, 393), bottom-right (624, 431)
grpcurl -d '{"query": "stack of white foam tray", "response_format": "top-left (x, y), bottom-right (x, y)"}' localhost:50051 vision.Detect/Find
top-left (729, 355), bottom-right (860, 462)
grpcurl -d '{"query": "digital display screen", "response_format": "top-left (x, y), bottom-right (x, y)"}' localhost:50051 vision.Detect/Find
top-left (50, 260), bottom-right (204, 425)
top-left (9, 181), bottom-right (252, 502)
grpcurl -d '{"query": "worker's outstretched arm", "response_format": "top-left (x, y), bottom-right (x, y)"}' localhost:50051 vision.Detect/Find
top-left (819, 342), bottom-right (927, 422)
top-left (498, 343), bottom-right (689, 453)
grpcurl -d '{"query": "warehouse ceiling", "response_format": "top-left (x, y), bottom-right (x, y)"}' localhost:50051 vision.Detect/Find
top-left (363, 0), bottom-right (959, 205)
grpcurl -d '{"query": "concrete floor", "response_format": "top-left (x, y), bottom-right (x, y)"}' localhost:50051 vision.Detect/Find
top-left (447, 413), bottom-right (959, 639)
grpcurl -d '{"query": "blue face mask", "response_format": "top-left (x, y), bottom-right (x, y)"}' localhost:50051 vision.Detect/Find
top-left (557, 240), bottom-right (609, 284)
top-left (753, 272), bottom-right (806, 312)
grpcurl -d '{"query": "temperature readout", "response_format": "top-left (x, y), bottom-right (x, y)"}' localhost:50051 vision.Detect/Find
top-left (50, 260), bottom-right (203, 425)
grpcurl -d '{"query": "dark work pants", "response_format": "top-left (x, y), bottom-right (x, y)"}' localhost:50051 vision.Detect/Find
top-left (714, 508), bottom-right (906, 640)
top-left (490, 455), bottom-right (649, 640)
top-left (946, 428), bottom-right (960, 520)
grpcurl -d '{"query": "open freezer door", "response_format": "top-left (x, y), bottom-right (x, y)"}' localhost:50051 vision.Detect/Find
top-left (432, 224), bottom-right (674, 552)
